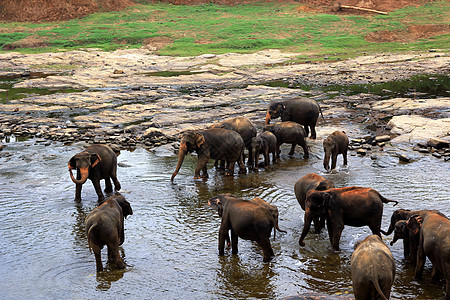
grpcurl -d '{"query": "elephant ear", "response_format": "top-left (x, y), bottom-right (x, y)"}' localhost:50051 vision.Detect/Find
top-left (69, 157), bottom-right (77, 169)
top-left (406, 214), bottom-right (422, 234)
top-left (195, 134), bottom-right (206, 148)
top-left (90, 153), bottom-right (101, 168)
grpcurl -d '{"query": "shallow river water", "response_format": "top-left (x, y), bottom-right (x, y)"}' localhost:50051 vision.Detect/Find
top-left (0, 131), bottom-right (449, 299)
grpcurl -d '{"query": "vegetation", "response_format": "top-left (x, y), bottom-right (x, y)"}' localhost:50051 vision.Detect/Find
top-left (0, 0), bottom-right (448, 57)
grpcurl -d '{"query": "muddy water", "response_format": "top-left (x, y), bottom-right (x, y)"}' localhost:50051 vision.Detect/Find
top-left (0, 128), bottom-right (448, 300)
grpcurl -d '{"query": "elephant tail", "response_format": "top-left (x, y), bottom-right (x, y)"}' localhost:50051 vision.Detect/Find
top-left (380, 194), bottom-right (398, 206)
top-left (87, 223), bottom-right (97, 254)
top-left (318, 102), bottom-right (325, 123)
top-left (373, 276), bottom-right (389, 300)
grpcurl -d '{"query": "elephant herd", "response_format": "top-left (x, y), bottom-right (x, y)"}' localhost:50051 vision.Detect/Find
top-left (67, 96), bottom-right (449, 299)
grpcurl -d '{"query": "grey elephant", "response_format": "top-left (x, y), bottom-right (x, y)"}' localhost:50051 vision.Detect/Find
top-left (85, 194), bottom-right (133, 271)
top-left (250, 131), bottom-right (278, 169)
top-left (351, 235), bottom-right (395, 300)
top-left (294, 173), bottom-right (335, 233)
top-left (171, 128), bottom-right (246, 181)
top-left (323, 130), bottom-right (349, 171)
top-left (69, 144), bottom-right (121, 203)
top-left (208, 193), bottom-right (275, 262)
top-left (211, 117), bottom-right (257, 166)
top-left (265, 97), bottom-right (323, 139)
top-left (263, 121), bottom-right (309, 158)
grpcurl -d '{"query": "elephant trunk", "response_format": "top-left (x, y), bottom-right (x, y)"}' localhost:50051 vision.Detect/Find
top-left (264, 110), bottom-right (271, 125)
top-left (323, 152), bottom-right (331, 171)
top-left (390, 234), bottom-right (400, 246)
top-left (299, 210), bottom-right (312, 247)
top-left (381, 223), bottom-right (395, 236)
top-left (171, 142), bottom-right (187, 181)
top-left (69, 165), bottom-right (89, 185)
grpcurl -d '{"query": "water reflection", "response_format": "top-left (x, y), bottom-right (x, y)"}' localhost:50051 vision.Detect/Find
top-left (95, 265), bottom-right (126, 291)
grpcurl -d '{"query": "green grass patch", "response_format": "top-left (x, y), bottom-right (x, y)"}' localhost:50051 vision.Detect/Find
top-left (0, 0), bottom-right (448, 56)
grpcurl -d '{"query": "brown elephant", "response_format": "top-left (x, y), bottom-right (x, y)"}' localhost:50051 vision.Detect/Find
top-left (250, 197), bottom-right (286, 240)
top-left (323, 130), bottom-right (349, 172)
top-left (299, 186), bottom-right (398, 251)
top-left (85, 194), bottom-right (133, 272)
top-left (406, 213), bottom-right (450, 298)
top-left (211, 117), bottom-right (257, 166)
top-left (351, 235), bottom-right (396, 300)
top-left (171, 128), bottom-right (246, 181)
top-left (69, 144), bottom-right (121, 203)
top-left (265, 97), bottom-right (323, 139)
top-left (208, 193), bottom-right (275, 262)
top-left (294, 173), bottom-right (335, 233)
top-left (250, 131), bottom-right (278, 169)
top-left (263, 121), bottom-right (309, 158)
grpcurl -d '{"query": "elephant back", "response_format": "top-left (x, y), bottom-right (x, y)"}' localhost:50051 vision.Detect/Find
top-left (211, 117), bottom-right (256, 148)
top-left (283, 97), bottom-right (320, 125)
top-left (202, 128), bottom-right (245, 160)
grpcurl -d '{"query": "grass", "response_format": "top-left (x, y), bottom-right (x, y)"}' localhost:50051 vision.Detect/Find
top-left (0, 0), bottom-right (448, 57)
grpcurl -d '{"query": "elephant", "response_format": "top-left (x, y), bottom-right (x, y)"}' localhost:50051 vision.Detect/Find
top-left (211, 117), bottom-right (257, 166)
top-left (294, 173), bottom-right (335, 233)
top-left (390, 220), bottom-right (420, 264)
top-left (85, 194), bottom-right (133, 272)
top-left (323, 130), bottom-right (349, 171)
top-left (208, 193), bottom-right (275, 262)
top-left (68, 144), bottom-right (121, 203)
top-left (351, 235), bottom-right (396, 300)
top-left (263, 121), bottom-right (309, 158)
top-left (382, 208), bottom-right (446, 236)
top-left (298, 186), bottom-right (398, 251)
top-left (250, 197), bottom-right (286, 240)
top-left (250, 131), bottom-right (278, 169)
top-left (265, 97), bottom-right (323, 139)
top-left (406, 213), bottom-right (450, 298)
top-left (171, 128), bottom-right (246, 181)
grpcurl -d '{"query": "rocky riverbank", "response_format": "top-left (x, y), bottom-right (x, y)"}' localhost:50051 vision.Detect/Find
top-left (0, 48), bottom-right (449, 160)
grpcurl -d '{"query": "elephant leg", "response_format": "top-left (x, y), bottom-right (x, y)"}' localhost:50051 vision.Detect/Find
top-left (218, 225), bottom-right (229, 256)
top-left (342, 150), bottom-right (348, 166)
top-left (331, 154), bottom-right (338, 170)
top-left (107, 246), bottom-right (114, 262)
top-left (230, 229), bottom-right (239, 255)
top-left (301, 143), bottom-right (309, 158)
top-left (104, 177), bottom-right (113, 194)
top-left (263, 148), bottom-right (270, 166)
top-left (92, 178), bottom-right (105, 203)
top-left (403, 238), bottom-right (411, 258)
top-left (75, 183), bottom-right (83, 203)
top-left (414, 238), bottom-right (426, 280)
top-left (202, 165), bottom-right (209, 178)
top-left (111, 174), bottom-right (121, 192)
top-left (304, 125), bottom-right (310, 138)
top-left (310, 125), bottom-right (316, 140)
top-left (195, 156), bottom-right (209, 179)
top-left (330, 219), bottom-right (344, 251)
top-left (247, 147), bottom-right (253, 166)
top-left (431, 266), bottom-right (442, 283)
top-left (238, 154), bottom-right (247, 174)
top-left (288, 144), bottom-right (296, 156)
top-left (109, 243), bottom-right (124, 269)
top-left (319, 217), bottom-right (326, 232)
top-left (258, 238), bottom-right (274, 262)
top-left (92, 244), bottom-right (103, 272)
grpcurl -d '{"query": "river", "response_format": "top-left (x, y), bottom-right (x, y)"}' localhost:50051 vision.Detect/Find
top-left (0, 126), bottom-right (448, 299)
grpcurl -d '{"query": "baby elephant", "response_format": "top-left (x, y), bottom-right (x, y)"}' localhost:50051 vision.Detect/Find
top-left (85, 194), bottom-right (133, 271)
top-left (390, 220), bottom-right (420, 264)
top-left (323, 130), bottom-right (349, 171)
top-left (250, 131), bottom-right (278, 169)
top-left (208, 194), bottom-right (275, 262)
top-left (263, 121), bottom-right (309, 158)
top-left (351, 235), bottom-right (396, 300)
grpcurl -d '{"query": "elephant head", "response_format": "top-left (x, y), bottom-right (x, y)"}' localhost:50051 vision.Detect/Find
top-left (299, 190), bottom-right (330, 246)
top-left (265, 102), bottom-right (285, 124)
top-left (68, 150), bottom-right (101, 185)
top-left (406, 214), bottom-right (423, 235)
top-left (113, 194), bottom-right (133, 218)
top-left (390, 220), bottom-right (408, 246)
top-left (171, 131), bottom-right (206, 181)
top-left (382, 209), bottom-right (412, 235)
top-left (208, 193), bottom-right (233, 217)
